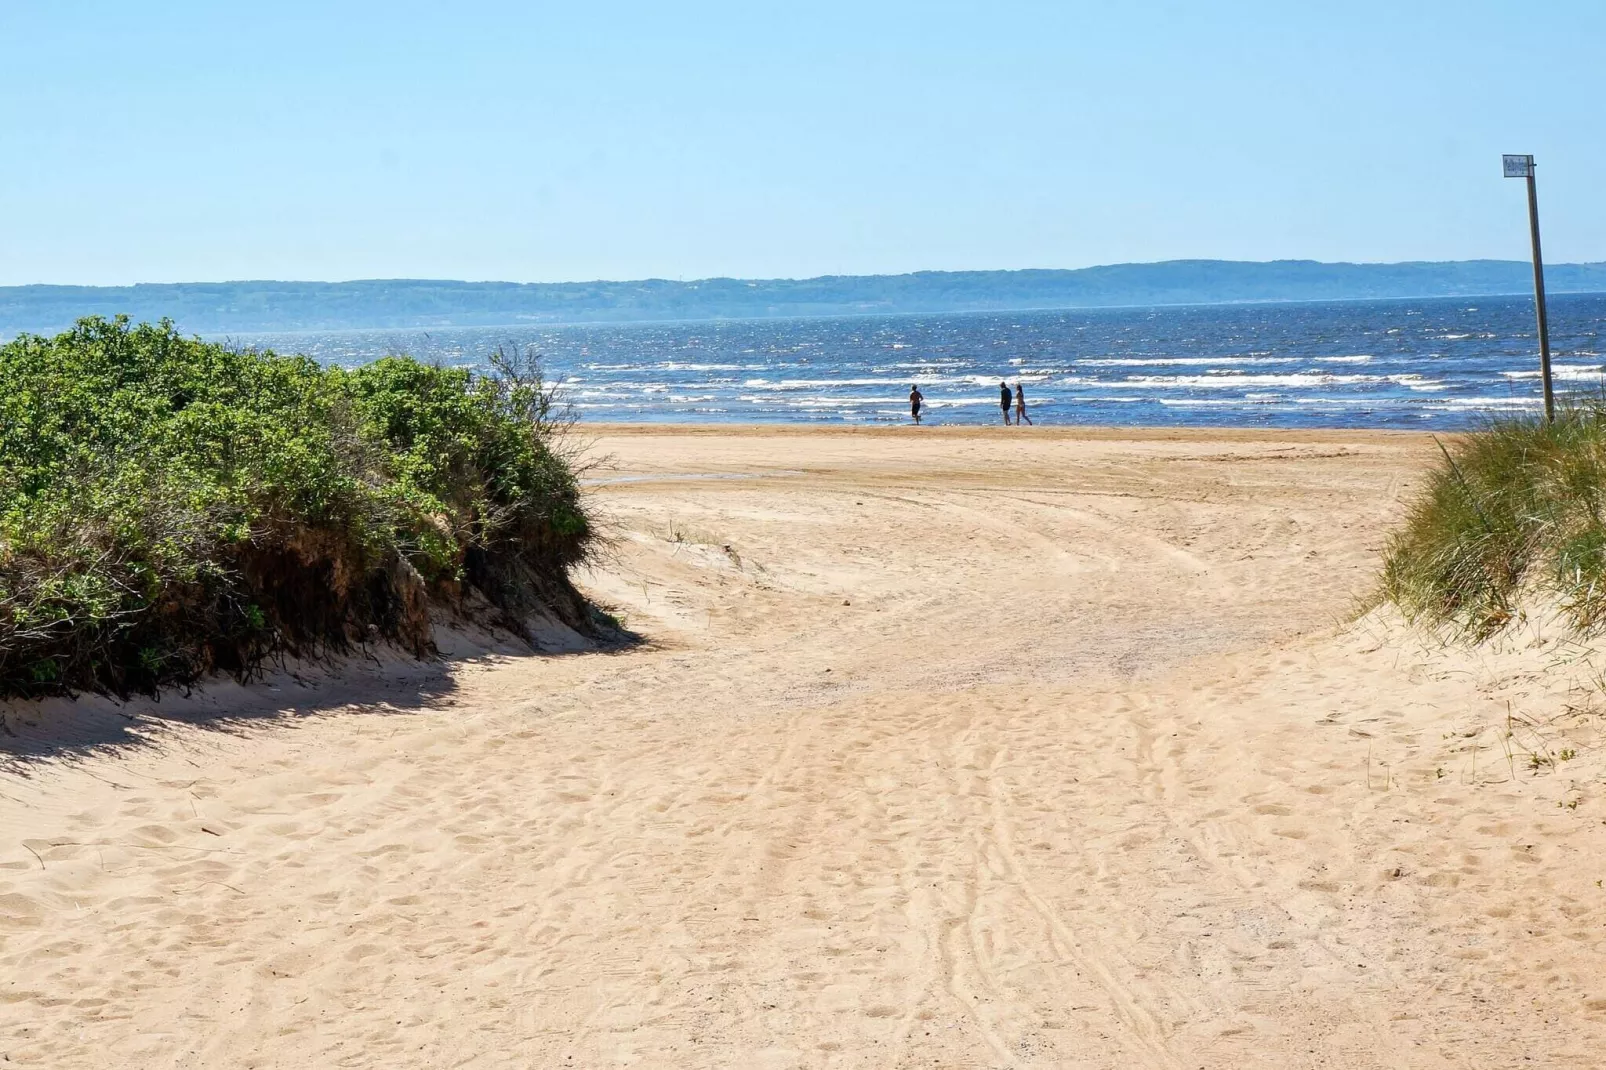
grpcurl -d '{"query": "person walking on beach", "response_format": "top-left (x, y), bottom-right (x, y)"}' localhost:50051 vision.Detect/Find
top-left (1014, 381), bottom-right (1032, 425)
top-left (909, 384), bottom-right (925, 424)
top-left (998, 381), bottom-right (1013, 425)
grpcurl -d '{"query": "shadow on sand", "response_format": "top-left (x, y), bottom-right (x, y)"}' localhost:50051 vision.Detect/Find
top-left (0, 617), bottom-right (641, 769)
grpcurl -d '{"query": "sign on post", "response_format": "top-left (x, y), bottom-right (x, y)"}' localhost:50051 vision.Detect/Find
top-left (1503, 154), bottom-right (1534, 178)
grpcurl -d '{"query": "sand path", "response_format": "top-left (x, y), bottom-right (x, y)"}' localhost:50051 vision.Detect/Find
top-left (4, 426), bottom-right (1606, 1068)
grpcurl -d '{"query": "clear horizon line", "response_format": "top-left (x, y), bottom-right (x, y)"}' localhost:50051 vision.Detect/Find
top-left (8, 256), bottom-right (1606, 291)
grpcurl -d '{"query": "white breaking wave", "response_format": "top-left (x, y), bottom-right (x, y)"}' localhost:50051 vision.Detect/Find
top-left (1292, 396), bottom-right (1417, 406)
top-left (651, 362), bottom-right (761, 372)
top-left (1500, 364), bottom-right (1605, 381)
top-left (1432, 396), bottom-right (1545, 409)
top-left (1157, 397), bottom-right (1287, 407)
top-left (1076, 356), bottom-right (1302, 367)
top-left (1065, 372), bottom-right (1445, 391)
top-left (743, 377), bottom-right (907, 389)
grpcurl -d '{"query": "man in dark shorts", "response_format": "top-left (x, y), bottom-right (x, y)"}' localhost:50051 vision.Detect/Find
top-left (909, 384), bottom-right (924, 424)
top-left (999, 381), bottom-right (1013, 425)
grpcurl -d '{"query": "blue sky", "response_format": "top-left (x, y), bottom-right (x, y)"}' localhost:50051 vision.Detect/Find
top-left (2, 1), bottom-right (1602, 285)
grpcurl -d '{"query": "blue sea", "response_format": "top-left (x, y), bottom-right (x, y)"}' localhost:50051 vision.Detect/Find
top-left (220, 292), bottom-right (1606, 430)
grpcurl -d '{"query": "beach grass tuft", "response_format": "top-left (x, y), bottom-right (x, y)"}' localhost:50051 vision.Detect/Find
top-left (1382, 398), bottom-right (1606, 638)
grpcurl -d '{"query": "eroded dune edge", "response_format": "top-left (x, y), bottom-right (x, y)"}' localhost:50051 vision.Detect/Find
top-left (3, 425), bottom-right (1604, 1069)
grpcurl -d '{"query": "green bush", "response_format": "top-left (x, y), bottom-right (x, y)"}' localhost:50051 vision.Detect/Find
top-left (1382, 400), bottom-right (1606, 637)
top-left (0, 316), bottom-right (595, 698)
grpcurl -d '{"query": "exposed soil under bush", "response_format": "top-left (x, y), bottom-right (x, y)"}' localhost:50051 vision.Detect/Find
top-left (0, 316), bottom-right (603, 699)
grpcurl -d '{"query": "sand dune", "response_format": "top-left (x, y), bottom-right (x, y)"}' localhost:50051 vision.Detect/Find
top-left (3, 425), bottom-right (1606, 1067)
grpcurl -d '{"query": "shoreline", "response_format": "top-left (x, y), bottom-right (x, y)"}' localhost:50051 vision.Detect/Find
top-left (578, 420), bottom-right (1445, 440)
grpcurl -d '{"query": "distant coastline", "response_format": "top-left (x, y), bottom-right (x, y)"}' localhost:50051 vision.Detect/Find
top-left (5, 258), bottom-right (1606, 336)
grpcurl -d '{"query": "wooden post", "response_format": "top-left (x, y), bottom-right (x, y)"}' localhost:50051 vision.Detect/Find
top-left (1524, 166), bottom-right (1555, 423)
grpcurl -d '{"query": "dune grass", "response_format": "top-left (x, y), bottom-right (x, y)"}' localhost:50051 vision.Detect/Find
top-left (1382, 400), bottom-right (1606, 638)
top-left (0, 316), bottom-right (597, 699)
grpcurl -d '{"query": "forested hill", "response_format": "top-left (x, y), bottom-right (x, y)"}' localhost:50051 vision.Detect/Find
top-left (6, 259), bottom-right (1606, 335)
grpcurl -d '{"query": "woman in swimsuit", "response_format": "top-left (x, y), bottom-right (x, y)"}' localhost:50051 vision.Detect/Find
top-left (909, 384), bottom-right (925, 424)
top-left (1014, 381), bottom-right (1032, 425)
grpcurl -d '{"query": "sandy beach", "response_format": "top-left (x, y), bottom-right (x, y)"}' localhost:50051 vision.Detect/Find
top-left (4, 424), bottom-right (1606, 1068)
